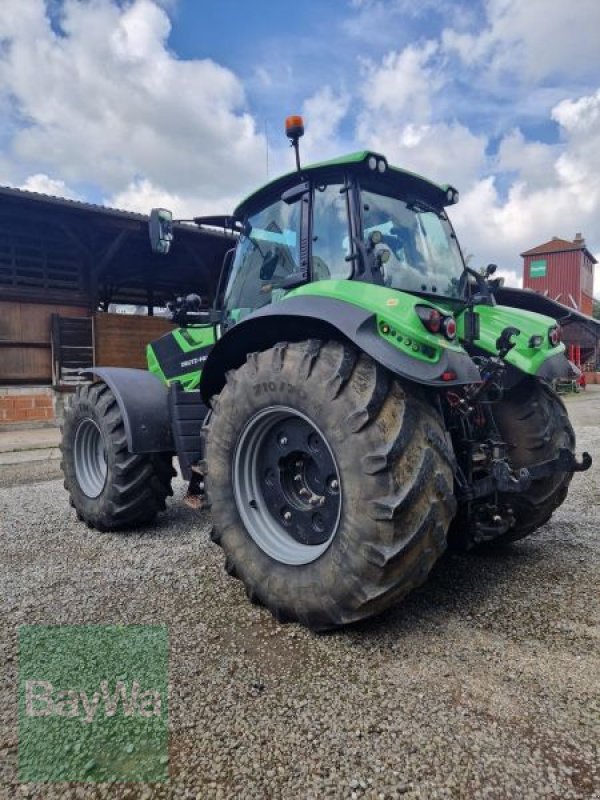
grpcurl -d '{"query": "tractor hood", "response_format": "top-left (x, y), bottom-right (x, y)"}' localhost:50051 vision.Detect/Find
top-left (457, 303), bottom-right (566, 376)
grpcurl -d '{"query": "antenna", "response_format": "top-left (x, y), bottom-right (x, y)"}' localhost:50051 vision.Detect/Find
top-left (264, 119), bottom-right (269, 178)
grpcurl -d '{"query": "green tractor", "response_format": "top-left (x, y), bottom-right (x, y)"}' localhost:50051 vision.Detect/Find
top-left (61, 116), bottom-right (591, 629)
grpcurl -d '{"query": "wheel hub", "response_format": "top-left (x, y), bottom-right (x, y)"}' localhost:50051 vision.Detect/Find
top-left (73, 417), bottom-right (108, 498)
top-left (233, 407), bottom-right (342, 565)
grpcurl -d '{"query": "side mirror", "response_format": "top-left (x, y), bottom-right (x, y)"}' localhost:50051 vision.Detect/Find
top-left (149, 208), bottom-right (174, 255)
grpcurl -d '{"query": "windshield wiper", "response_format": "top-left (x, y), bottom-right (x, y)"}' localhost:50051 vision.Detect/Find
top-left (406, 198), bottom-right (440, 215)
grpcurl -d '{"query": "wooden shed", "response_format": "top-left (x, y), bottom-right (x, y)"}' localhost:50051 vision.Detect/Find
top-left (0, 185), bottom-right (234, 426)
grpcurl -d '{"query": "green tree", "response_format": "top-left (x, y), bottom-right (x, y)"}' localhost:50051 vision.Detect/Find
top-left (593, 298), bottom-right (600, 320)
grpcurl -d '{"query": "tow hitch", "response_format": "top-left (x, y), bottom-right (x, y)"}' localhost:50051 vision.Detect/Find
top-left (526, 448), bottom-right (592, 479)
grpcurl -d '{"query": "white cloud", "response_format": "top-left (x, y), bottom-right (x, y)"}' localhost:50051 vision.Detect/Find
top-left (20, 173), bottom-right (79, 199)
top-left (353, 40), bottom-right (488, 192)
top-left (106, 177), bottom-right (241, 219)
top-left (0, 0), bottom-right (266, 211)
top-left (301, 86), bottom-right (351, 162)
top-left (360, 119), bottom-right (488, 191)
top-left (496, 129), bottom-right (559, 190)
top-left (451, 88), bottom-right (600, 292)
top-left (359, 42), bottom-right (441, 122)
top-left (346, 19), bottom-right (600, 294)
top-left (443, 0), bottom-right (600, 82)
top-left (344, 0), bottom-right (452, 41)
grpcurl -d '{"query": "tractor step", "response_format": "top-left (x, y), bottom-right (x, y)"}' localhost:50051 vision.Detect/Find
top-left (168, 383), bottom-right (209, 481)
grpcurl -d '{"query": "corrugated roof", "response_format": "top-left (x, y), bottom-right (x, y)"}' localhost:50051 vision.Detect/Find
top-left (521, 236), bottom-right (597, 263)
top-left (0, 183), bottom-right (231, 239)
top-left (0, 183), bottom-right (150, 221)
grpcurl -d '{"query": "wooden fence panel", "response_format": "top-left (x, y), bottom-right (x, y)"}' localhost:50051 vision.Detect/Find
top-left (94, 313), bottom-right (173, 370)
top-left (0, 300), bottom-right (88, 383)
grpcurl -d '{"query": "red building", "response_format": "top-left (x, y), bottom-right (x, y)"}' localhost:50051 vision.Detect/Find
top-left (521, 233), bottom-right (596, 316)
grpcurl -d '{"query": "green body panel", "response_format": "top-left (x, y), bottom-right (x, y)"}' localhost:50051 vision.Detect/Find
top-left (146, 286), bottom-right (566, 390)
top-left (456, 304), bottom-right (565, 375)
top-left (146, 325), bottom-right (216, 391)
top-left (287, 281), bottom-right (464, 366)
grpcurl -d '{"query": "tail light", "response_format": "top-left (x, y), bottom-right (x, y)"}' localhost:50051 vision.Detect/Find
top-left (442, 317), bottom-right (457, 340)
top-left (548, 325), bottom-right (561, 347)
top-left (416, 305), bottom-right (457, 340)
top-left (416, 305), bottom-right (442, 334)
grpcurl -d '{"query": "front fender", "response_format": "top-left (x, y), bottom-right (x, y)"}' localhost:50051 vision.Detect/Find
top-left (200, 296), bottom-right (480, 403)
top-left (84, 367), bottom-right (174, 454)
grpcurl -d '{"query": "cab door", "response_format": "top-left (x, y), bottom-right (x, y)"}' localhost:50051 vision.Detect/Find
top-left (222, 197), bottom-right (304, 329)
top-left (310, 182), bottom-right (353, 281)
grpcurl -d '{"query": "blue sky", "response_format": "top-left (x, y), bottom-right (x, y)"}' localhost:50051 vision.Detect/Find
top-left (1, 0), bottom-right (600, 289)
top-left (166, 0), bottom-right (593, 146)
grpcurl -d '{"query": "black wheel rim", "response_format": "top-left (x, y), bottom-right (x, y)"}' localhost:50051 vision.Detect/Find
top-left (74, 417), bottom-right (107, 498)
top-left (232, 406), bottom-right (342, 565)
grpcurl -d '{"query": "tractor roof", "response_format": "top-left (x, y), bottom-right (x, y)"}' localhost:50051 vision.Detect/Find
top-left (234, 151), bottom-right (458, 218)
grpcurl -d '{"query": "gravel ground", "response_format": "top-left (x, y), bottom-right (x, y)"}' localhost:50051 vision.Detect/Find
top-left (0, 391), bottom-right (598, 799)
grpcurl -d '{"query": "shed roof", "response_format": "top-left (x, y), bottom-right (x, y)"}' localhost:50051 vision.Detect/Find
top-left (0, 184), bottom-right (235, 306)
top-left (0, 184), bottom-right (149, 222)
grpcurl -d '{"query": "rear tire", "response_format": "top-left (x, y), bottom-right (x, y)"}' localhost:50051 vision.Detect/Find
top-left (204, 340), bottom-right (456, 630)
top-left (61, 382), bottom-right (175, 531)
top-left (491, 379), bottom-right (575, 543)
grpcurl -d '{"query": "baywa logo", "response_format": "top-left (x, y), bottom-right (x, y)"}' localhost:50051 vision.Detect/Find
top-left (19, 625), bottom-right (169, 783)
top-left (24, 679), bottom-right (162, 723)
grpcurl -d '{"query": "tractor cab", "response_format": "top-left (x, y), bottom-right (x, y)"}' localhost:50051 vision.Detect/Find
top-left (223, 145), bottom-right (465, 329)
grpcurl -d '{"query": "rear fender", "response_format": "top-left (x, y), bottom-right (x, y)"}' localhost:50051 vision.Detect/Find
top-left (200, 296), bottom-right (481, 403)
top-left (84, 367), bottom-right (174, 454)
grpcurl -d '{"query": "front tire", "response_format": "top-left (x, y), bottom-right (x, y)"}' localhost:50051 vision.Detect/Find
top-left (61, 382), bottom-right (175, 531)
top-left (204, 340), bottom-right (456, 630)
top-left (491, 379), bottom-right (575, 543)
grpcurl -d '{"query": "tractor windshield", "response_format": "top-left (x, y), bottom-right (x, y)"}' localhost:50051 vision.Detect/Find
top-left (361, 190), bottom-right (465, 298)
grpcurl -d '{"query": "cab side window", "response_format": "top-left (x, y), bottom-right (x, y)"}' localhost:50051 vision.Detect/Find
top-left (223, 199), bottom-right (301, 324)
top-left (311, 184), bottom-right (351, 281)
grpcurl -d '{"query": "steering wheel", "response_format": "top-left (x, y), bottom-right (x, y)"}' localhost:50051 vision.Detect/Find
top-left (259, 250), bottom-right (280, 281)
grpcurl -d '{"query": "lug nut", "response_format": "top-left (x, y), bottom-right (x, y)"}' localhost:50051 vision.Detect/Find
top-left (278, 435), bottom-right (288, 447)
top-left (329, 478), bottom-right (339, 491)
top-left (283, 510), bottom-right (292, 522)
